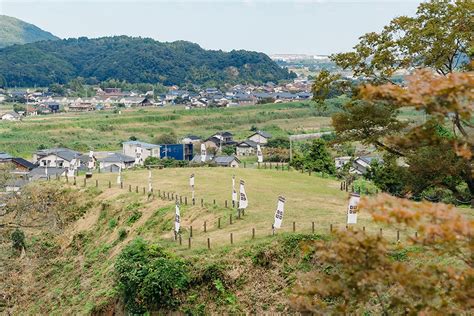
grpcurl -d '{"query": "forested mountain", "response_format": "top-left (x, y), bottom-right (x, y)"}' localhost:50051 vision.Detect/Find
top-left (0, 36), bottom-right (296, 87)
top-left (0, 15), bottom-right (59, 48)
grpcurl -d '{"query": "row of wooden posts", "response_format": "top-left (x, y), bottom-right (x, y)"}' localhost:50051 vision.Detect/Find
top-left (175, 223), bottom-right (415, 250)
top-left (51, 174), bottom-right (412, 250)
top-left (340, 180), bottom-right (379, 195)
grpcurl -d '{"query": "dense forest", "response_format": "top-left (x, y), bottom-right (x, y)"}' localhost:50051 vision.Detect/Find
top-left (0, 36), bottom-right (296, 87)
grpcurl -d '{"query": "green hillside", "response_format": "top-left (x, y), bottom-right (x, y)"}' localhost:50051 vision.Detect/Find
top-left (0, 15), bottom-right (59, 48)
top-left (0, 35), bottom-right (296, 87)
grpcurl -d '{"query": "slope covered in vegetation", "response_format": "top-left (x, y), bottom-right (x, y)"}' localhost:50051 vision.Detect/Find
top-left (0, 36), bottom-right (295, 87)
top-left (0, 15), bottom-right (58, 48)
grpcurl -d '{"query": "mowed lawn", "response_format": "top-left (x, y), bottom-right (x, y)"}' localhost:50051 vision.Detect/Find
top-left (85, 167), bottom-right (403, 251)
top-left (0, 102), bottom-right (332, 158)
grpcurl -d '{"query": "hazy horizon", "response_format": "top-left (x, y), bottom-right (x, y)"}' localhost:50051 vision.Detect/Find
top-left (1, 0), bottom-right (422, 55)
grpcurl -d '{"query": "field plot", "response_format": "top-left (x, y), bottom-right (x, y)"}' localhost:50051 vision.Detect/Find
top-left (0, 102), bottom-right (332, 157)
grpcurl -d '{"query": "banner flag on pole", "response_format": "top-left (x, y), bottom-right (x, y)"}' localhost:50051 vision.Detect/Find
top-left (232, 175), bottom-right (237, 203)
top-left (148, 169), bottom-right (152, 193)
top-left (175, 201), bottom-right (181, 233)
top-left (347, 193), bottom-right (360, 224)
top-left (190, 174), bottom-right (195, 199)
top-left (273, 196), bottom-right (286, 229)
top-left (88, 151), bottom-right (95, 169)
top-left (135, 146), bottom-right (143, 165)
top-left (239, 180), bottom-right (248, 209)
top-left (257, 144), bottom-right (263, 163)
top-left (117, 166), bottom-right (122, 184)
top-left (200, 144), bottom-right (206, 162)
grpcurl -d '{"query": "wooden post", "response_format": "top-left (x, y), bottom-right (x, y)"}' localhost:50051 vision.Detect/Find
top-left (415, 231), bottom-right (418, 239)
top-left (192, 198), bottom-right (195, 206)
top-left (129, 184), bottom-right (131, 192)
top-left (379, 228), bottom-right (383, 237)
top-left (83, 178), bottom-right (86, 187)
top-left (309, 170), bottom-right (311, 176)
top-left (73, 177), bottom-right (76, 185)
top-left (397, 230), bottom-right (400, 242)
top-left (330, 223), bottom-right (333, 233)
top-left (292, 221), bottom-right (296, 232)
top-left (185, 197), bottom-right (188, 205)
top-left (230, 233), bottom-right (233, 245)
top-left (188, 237), bottom-right (191, 249)
top-left (120, 181), bottom-right (123, 189)
top-left (312, 221), bottom-right (315, 234)
top-left (96, 179), bottom-right (98, 187)
top-left (180, 196), bottom-right (183, 204)
top-left (230, 214), bottom-right (233, 225)
top-left (143, 187), bottom-right (146, 195)
top-left (213, 199), bottom-right (216, 205)
top-left (207, 238), bottom-right (211, 250)
top-left (135, 186), bottom-right (138, 193)
top-left (179, 235), bottom-right (182, 245)
top-left (237, 209), bottom-right (241, 219)
top-left (108, 181), bottom-right (111, 188)
top-left (363, 226), bottom-right (366, 234)
top-left (244, 162), bottom-right (246, 168)
top-left (204, 221), bottom-right (207, 233)
top-left (167, 192), bottom-right (170, 200)
top-left (190, 226), bottom-right (193, 238)
top-left (346, 225), bottom-right (348, 231)
top-left (225, 200), bottom-right (228, 208)
top-left (252, 228), bottom-right (255, 239)
top-left (218, 218), bottom-right (221, 229)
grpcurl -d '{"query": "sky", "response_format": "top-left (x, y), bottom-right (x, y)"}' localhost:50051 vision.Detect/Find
top-left (0, 0), bottom-right (422, 55)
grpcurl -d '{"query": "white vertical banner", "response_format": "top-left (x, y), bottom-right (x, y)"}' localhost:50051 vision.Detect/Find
top-left (273, 196), bottom-right (285, 229)
top-left (239, 180), bottom-right (248, 209)
top-left (175, 201), bottom-right (181, 233)
top-left (200, 144), bottom-right (206, 162)
top-left (88, 151), bottom-right (95, 169)
top-left (257, 144), bottom-right (263, 163)
top-left (135, 146), bottom-right (143, 165)
top-left (148, 169), bottom-right (152, 193)
top-left (190, 174), bottom-right (195, 199)
top-left (347, 193), bottom-right (360, 224)
top-left (232, 175), bottom-right (237, 203)
top-left (117, 166), bottom-right (122, 184)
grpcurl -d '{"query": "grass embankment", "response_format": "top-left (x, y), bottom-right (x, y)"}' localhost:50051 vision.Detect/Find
top-left (0, 101), bottom-right (332, 158)
top-left (1, 168), bottom-right (470, 314)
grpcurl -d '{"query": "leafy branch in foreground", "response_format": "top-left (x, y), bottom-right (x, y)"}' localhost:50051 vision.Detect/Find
top-left (291, 194), bottom-right (473, 314)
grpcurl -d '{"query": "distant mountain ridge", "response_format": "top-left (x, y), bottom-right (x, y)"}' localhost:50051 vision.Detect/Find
top-left (0, 15), bottom-right (59, 48)
top-left (0, 36), bottom-right (295, 87)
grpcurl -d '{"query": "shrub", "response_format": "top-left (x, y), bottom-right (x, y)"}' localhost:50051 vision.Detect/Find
top-left (117, 228), bottom-right (127, 241)
top-left (115, 238), bottom-right (190, 313)
top-left (108, 218), bottom-right (117, 229)
top-left (11, 228), bottom-right (25, 251)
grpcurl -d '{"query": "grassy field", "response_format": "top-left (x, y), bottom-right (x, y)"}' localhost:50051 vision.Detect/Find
top-left (69, 167), bottom-right (408, 250)
top-left (0, 101), bottom-right (332, 158)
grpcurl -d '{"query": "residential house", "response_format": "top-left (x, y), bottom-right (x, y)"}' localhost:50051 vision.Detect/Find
top-left (211, 132), bottom-right (235, 145)
top-left (98, 153), bottom-right (135, 171)
top-left (248, 131), bottom-right (272, 145)
top-left (213, 155), bottom-right (241, 168)
top-left (28, 167), bottom-right (66, 180)
top-left (181, 135), bottom-right (202, 145)
top-left (203, 137), bottom-right (221, 150)
top-left (190, 154), bottom-right (215, 164)
top-left (350, 156), bottom-right (382, 175)
top-left (236, 140), bottom-right (258, 156)
top-left (335, 156), bottom-right (352, 170)
top-left (33, 148), bottom-right (82, 169)
top-left (68, 102), bottom-right (94, 112)
top-left (122, 141), bottom-right (160, 163)
top-left (1, 112), bottom-right (21, 121)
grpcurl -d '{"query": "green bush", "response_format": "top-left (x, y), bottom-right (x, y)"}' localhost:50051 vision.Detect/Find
top-left (11, 228), bottom-right (25, 251)
top-left (115, 238), bottom-right (190, 313)
top-left (117, 228), bottom-right (127, 241)
top-left (108, 218), bottom-right (118, 229)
